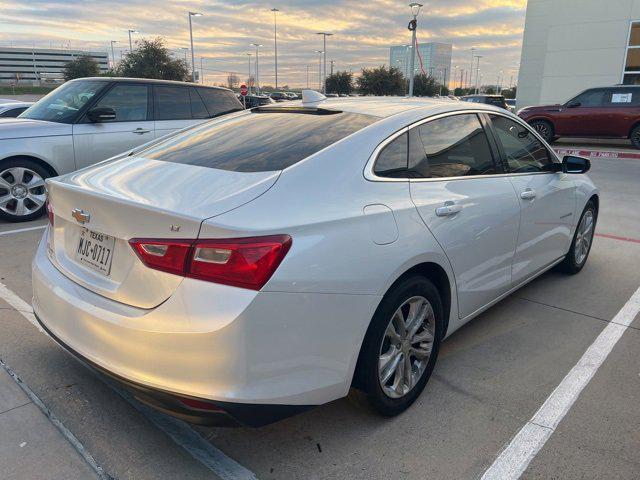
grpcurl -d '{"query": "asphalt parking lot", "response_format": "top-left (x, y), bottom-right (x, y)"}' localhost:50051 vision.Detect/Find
top-left (1, 149), bottom-right (639, 479)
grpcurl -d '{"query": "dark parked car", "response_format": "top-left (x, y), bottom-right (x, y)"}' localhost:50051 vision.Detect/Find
top-left (242, 95), bottom-right (275, 108)
top-left (269, 91), bottom-right (289, 102)
top-left (518, 85), bottom-right (640, 148)
top-left (461, 94), bottom-right (509, 110)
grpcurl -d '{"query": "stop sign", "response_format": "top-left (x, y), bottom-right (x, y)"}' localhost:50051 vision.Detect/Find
top-left (240, 84), bottom-right (248, 96)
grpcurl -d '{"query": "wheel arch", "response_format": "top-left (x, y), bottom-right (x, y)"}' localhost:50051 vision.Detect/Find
top-left (627, 120), bottom-right (640, 139)
top-left (0, 154), bottom-right (59, 177)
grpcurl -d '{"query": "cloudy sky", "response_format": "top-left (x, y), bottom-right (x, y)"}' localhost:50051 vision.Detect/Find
top-left (0, 0), bottom-right (526, 88)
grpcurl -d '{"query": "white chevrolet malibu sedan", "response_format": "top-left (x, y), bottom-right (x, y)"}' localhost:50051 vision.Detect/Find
top-left (32, 93), bottom-right (598, 427)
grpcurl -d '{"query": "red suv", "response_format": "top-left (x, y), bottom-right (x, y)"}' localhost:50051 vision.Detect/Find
top-left (518, 86), bottom-right (640, 148)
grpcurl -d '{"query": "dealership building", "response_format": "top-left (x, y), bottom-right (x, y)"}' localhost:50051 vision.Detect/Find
top-left (0, 47), bottom-right (109, 85)
top-left (518, 0), bottom-right (640, 108)
top-left (389, 42), bottom-right (452, 86)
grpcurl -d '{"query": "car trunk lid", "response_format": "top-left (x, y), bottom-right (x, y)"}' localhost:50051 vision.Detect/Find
top-left (46, 156), bottom-right (279, 309)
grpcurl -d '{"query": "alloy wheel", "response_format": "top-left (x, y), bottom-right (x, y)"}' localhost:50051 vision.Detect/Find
top-left (0, 167), bottom-right (46, 217)
top-left (574, 210), bottom-right (594, 266)
top-left (533, 122), bottom-right (550, 139)
top-left (378, 296), bottom-right (436, 399)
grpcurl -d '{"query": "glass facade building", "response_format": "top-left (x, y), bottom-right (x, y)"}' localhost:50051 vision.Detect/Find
top-left (389, 42), bottom-right (452, 86)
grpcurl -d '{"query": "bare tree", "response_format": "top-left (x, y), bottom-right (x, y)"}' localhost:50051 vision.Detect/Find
top-left (227, 73), bottom-right (240, 90)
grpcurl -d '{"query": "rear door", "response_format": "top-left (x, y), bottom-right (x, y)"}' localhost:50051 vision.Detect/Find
top-left (153, 85), bottom-right (204, 138)
top-left (73, 83), bottom-right (154, 169)
top-left (597, 88), bottom-right (640, 137)
top-left (486, 113), bottom-right (575, 285)
top-left (408, 113), bottom-right (521, 318)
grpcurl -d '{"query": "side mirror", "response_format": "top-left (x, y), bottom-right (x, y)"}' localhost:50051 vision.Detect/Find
top-left (566, 101), bottom-right (581, 108)
top-left (86, 106), bottom-right (116, 122)
top-left (562, 155), bottom-right (590, 174)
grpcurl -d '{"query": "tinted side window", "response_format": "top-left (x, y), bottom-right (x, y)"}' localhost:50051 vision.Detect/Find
top-left (490, 115), bottom-right (553, 173)
top-left (189, 88), bottom-right (209, 119)
top-left (373, 133), bottom-right (407, 178)
top-left (154, 86), bottom-right (191, 120)
top-left (408, 114), bottom-right (497, 178)
top-left (0, 107), bottom-right (28, 118)
top-left (93, 84), bottom-right (149, 122)
top-left (572, 89), bottom-right (606, 107)
top-left (605, 89), bottom-right (640, 106)
top-left (197, 88), bottom-right (243, 117)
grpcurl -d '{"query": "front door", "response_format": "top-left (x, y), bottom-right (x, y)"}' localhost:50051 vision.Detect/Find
top-left (487, 114), bottom-right (575, 285)
top-left (73, 83), bottom-right (154, 169)
top-left (554, 88), bottom-right (607, 137)
top-left (408, 113), bottom-right (521, 318)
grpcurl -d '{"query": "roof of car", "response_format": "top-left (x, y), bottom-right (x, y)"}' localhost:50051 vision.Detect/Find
top-left (68, 77), bottom-right (233, 92)
top-left (289, 96), bottom-right (503, 119)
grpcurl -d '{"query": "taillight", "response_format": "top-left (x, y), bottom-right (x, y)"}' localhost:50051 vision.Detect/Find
top-left (128, 235), bottom-right (291, 291)
top-left (46, 200), bottom-right (54, 226)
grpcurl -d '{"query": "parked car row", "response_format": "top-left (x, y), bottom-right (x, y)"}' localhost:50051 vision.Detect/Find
top-left (0, 78), bottom-right (244, 221)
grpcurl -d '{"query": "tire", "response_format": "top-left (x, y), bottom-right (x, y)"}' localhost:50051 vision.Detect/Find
top-left (0, 158), bottom-right (50, 222)
top-left (352, 275), bottom-right (443, 417)
top-left (530, 119), bottom-right (554, 143)
top-left (630, 125), bottom-right (640, 149)
top-left (556, 201), bottom-right (597, 274)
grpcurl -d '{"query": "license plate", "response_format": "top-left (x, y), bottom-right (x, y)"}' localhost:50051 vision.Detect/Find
top-left (74, 228), bottom-right (115, 276)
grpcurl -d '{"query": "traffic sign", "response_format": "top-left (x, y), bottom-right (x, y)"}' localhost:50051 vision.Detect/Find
top-left (240, 84), bottom-right (248, 96)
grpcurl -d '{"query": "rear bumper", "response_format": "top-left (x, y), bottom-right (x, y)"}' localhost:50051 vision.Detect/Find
top-left (35, 314), bottom-right (311, 427)
top-left (32, 231), bottom-right (380, 421)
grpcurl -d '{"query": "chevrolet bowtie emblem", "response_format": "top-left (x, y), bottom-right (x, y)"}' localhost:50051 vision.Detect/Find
top-left (71, 208), bottom-right (90, 224)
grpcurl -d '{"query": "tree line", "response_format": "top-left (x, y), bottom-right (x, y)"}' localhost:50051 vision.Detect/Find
top-left (63, 39), bottom-right (516, 98)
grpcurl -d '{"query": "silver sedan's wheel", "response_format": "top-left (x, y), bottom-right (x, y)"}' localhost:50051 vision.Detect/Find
top-left (378, 295), bottom-right (436, 399)
top-left (0, 167), bottom-right (47, 217)
top-left (574, 209), bottom-right (594, 266)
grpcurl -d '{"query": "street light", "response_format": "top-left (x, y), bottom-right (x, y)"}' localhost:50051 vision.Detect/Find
top-left (306, 64), bottom-right (309, 88)
top-left (110, 40), bottom-right (117, 69)
top-left (245, 52), bottom-right (252, 94)
top-left (180, 47), bottom-right (189, 64)
top-left (271, 8), bottom-right (280, 89)
top-left (474, 55), bottom-right (483, 94)
top-left (329, 60), bottom-right (335, 76)
top-left (316, 32), bottom-right (333, 93)
top-left (188, 11), bottom-right (203, 82)
top-left (127, 29), bottom-right (139, 51)
top-left (251, 43), bottom-right (263, 94)
top-left (404, 44), bottom-right (412, 95)
top-left (315, 50), bottom-right (324, 90)
top-left (469, 47), bottom-right (475, 89)
top-left (407, 3), bottom-right (423, 97)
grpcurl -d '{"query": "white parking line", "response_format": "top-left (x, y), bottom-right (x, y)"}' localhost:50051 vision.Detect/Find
top-left (0, 359), bottom-right (110, 480)
top-left (0, 282), bottom-right (257, 480)
top-left (481, 286), bottom-right (640, 480)
top-left (0, 225), bottom-right (46, 237)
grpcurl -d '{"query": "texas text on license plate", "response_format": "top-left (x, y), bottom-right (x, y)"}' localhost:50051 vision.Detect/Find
top-left (75, 228), bottom-right (115, 276)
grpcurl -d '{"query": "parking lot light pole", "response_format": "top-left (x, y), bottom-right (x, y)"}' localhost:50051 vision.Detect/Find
top-left (316, 33), bottom-right (333, 93)
top-left (127, 29), bottom-right (139, 52)
top-left (251, 43), bottom-right (263, 94)
top-left (306, 64), bottom-right (309, 88)
top-left (110, 40), bottom-right (117, 69)
top-left (315, 50), bottom-right (323, 90)
top-left (271, 8), bottom-right (279, 89)
top-left (407, 3), bottom-right (423, 97)
top-left (188, 12), bottom-right (203, 82)
top-left (474, 55), bottom-right (482, 94)
top-left (469, 47), bottom-right (475, 90)
top-left (245, 52), bottom-right (252, 94)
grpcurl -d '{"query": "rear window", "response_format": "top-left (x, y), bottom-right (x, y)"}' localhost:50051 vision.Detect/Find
top-left (140, 110), bottom-right (378, 172)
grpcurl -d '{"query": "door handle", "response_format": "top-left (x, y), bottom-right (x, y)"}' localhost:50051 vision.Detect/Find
top-left (435, 202), bottom-right (463, 217)
top-left (520, 189), bottom-right (537, 200)
top-left (132, 128), bottom-right (151, 135)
